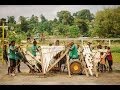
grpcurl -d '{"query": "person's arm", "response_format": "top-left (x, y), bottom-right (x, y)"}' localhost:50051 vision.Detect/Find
top-left (69, 45), bottom-right (75, 51)
top-left (9, 46), bottom-right (16, 51)
top-left (36, 47), bottom-right (39, 52)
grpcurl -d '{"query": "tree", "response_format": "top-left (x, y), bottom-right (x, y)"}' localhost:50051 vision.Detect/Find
top-left (8, 16), bottom-right (16, 24)
top-left (68, 25), bottom-right (80, 38)
top-left (73, 9), bottom-right (94, 21)
top-left (19, 16), bottom-right (29, 33)
top-left (74, 18), bottom-right (88, 36)
top-left (57, 10), bottom-right (73, 25)
top-left (40, 14), bottom-right (47, 22)
top-left (94, 7), bottom-right (120, 38)
top-left (7, 16), bottom-right (16, 31)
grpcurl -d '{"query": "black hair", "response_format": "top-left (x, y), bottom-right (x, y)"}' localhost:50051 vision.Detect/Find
top-left (11, 40), bottom-right (15, 44)
top-left (33, 41), bottom-right (37, 44)
top-left (100, 52), bottom-right (104, 55)
top-left (104, 46), bottom-right (107, 49)
top-left (107, 47), bottom-right (110, 49)
top-left (97, 45), bottom-right (102, 49)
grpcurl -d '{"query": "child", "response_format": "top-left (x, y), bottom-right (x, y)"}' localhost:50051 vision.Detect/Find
top-left (100, 52), bottom-right (106, 72)
top-left (31, 40), bottom-right (41, 72)
top-left (106, 47), bottom-right (113, 72)
top-left (31, 39), bottom-right (39, 57)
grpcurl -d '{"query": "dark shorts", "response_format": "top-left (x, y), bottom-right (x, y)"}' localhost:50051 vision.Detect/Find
top-left (108, 60), bottom-right (113, 66)
top-left (9, 59), bottom-right (16, 67)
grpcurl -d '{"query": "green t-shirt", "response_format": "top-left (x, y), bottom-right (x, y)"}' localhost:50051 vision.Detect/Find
top-left (69, 44), bottom-right (78, 59)
top-left (9, 45), bottom-right (16, 60)
top-left (31, 45), bottom-right (38, 56)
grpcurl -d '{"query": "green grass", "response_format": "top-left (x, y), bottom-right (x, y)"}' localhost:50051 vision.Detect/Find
top-left (110, 46), bottom-right (120, 63)
top-left (111, 46), bottom-right (120, 53)
top-left (112, 52), bottom-right (120, 63)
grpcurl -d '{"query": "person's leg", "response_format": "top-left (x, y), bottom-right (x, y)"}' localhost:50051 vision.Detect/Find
top-left (93, 62), bottom-right (98, 77)
top-left (109, 61), bottom-right (113, 71)
top-left (10, 60), bottom-right (14, 74)
top-left (17, 59), bottom-right (21, 72)
top-left (7, 66), bottom-right (10, 75)
top-left (101, 64), bottom-right (103, 72)
top-left (12, 60), bottom-right (16, 74)
top-left (104, 64), bottom-right (106, 72)
top-left (97, 62), bottom-right (100, 72)
top-left (108, 60), bottom-right (111, 71)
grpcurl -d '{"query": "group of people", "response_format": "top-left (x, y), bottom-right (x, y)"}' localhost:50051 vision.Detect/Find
top-left (66, 41), bottom-right (113, 73)
top-left (99, 46), bottom-right (113, 72)
top-left (3, 39), bottom-right (113, 76)
top-left (3, 41), bottom-right (22, 76)
top-left (3, 39), bottom-right (40, 76)
top-left (90, 44), bottom-right (113, 73)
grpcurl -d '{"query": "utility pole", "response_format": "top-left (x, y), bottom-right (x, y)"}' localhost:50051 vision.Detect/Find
top-left (0, 19), bottom-right (8, 64)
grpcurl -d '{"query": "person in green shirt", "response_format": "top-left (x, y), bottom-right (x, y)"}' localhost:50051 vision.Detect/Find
top-left (69, 41), bottom-right (79, 60)
top-left (31, 39), bottom-right (39, 57)
top-left (8, 40), bottom-right (17, 76)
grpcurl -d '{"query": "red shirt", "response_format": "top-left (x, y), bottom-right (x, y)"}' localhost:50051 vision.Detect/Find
top-left (107, 50), bottom-right (112, 61)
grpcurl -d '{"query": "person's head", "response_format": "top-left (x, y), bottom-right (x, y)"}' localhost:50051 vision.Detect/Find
top-left (87, 42), bottom-right (92, 45)
top-left (100, 52), bottom-right (104, 55)
top-left (107, 47), bottom-right (110, 50)
top-left (97, 45), bottom-right (102, 49)
top-left (11, 40), bottom-right (15, 46)
top-left (49, 43), bottom-right (53, 46)
top-left (70, 41), bottom-right (74, 46)
top-left (3, 45), bottom-right (7, 49)
top-left (33, 40), bottom-right (37, 45)
top-left (104, 46), bottom-right (107, 49)
top-left (87, 42), bottom-right (92, 47)
top-left (55, 40), bottom-right (59, 46)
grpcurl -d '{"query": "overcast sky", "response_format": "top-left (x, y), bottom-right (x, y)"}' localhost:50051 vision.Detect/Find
top-left (0, 5), bottom-right (119, 22)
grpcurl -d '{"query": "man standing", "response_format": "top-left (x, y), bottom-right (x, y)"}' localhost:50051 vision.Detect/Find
top-left (8, 40), bottom-right (16, 76)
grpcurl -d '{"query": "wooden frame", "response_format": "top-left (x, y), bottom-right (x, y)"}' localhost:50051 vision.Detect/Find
top-left (40, 48), bottom-right (71, 77)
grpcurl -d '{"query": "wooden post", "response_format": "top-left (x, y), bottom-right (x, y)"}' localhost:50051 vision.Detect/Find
top-left (47, 49), bottom-right (69, 72)
top-left (80, 53), bottom-right (89, 77)
top-left (39, 48), bottom-right (45, 75)
top-left (0, 22), bottom-right (8, 65)
top-left (93, 62), bottom-right (98, 77)
top-left (109, 39), bottom-right (111, 46)
top-left (66, 54), bottom-right (71, 77)
top-left (1, 23), bottom-right (4, 64)
top-left (81, 39), bottom-right (83, 46)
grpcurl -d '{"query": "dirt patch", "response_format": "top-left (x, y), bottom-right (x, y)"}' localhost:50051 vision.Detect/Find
top-left (0, 62), bottom-right (120, 85)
